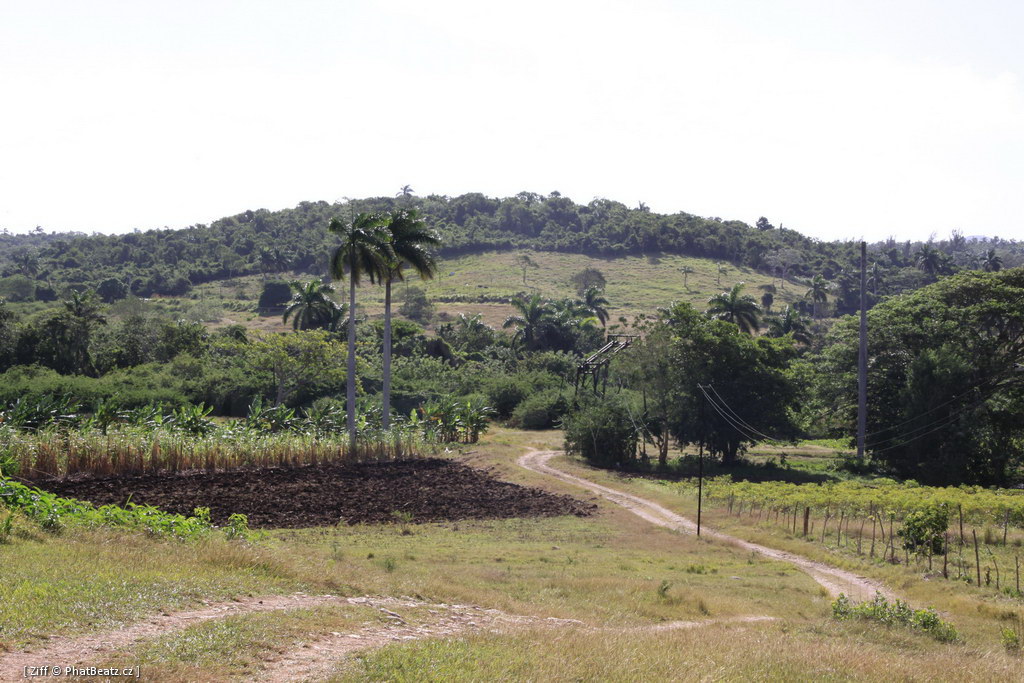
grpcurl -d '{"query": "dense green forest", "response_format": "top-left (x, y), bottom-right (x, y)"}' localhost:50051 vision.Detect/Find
top-left (1, 192), bottom-right (1020, 311)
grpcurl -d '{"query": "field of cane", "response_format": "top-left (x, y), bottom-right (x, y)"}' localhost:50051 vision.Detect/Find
top-left (3, 429), bottom-right (1023, 680)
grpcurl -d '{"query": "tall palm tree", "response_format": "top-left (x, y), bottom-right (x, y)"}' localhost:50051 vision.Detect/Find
top-left (282, 280), bottom-right (341, 331)
top-left (915, 244), bottom-right (943, 276)
top-left (581, 286), bottom-right (610, 327)
top-left (380, 209), bottom-right (440, 429)
top-left (766, 306), bottom-right (811, 345)
top-left (329, 212), bottom-right (392, 453)
top-left (804, 274), bottom-right (831, 319)
top-left (61, 291), bottom-right (107, 375)
top-left (706, 283), bottom-right (760, 334)
top-left (981, 248), bottom-right (1003, 273)
top-left (868, 262), bottom-right (883, 296)
top-left (503, 294), bottom-right (553, 350)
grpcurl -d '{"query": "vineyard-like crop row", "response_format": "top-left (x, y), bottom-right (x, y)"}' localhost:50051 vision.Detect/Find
top-left (691, 478), bottom-right (1024, 527)
top-left (678, 477), bottom-right (1024, 597)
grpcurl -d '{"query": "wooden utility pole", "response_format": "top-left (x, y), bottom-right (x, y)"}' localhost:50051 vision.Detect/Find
top-left (697, 390), bottom-right (704, 537)
top-left (858, 241), bottom-right (868, 459)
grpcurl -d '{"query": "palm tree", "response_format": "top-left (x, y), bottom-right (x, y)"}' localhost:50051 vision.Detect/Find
top-left (60, 291), bottom-right (107, 375)
top-left (766, 306), bottom-right (811, 345)
top-left (680, 265), bottom-right (694, 289)
top-left (581, 286), bottom-right (610, 327)
top-left (503, 294), bottom-right (553, 350)
top-left (380, 209), bottom-right (440, 429)
top-left (804, 274), bottom-right (831, 319)
top-left (282, 280), bottom-right (341, 331)
top-left (329, 212), bottom-right (392, 453)
top-left (868, 262), bottom-right (883, 296)
top-left (706, 283), bottom-right (760, 334)
top-left (981, 249), bottom-right (1003, 273)
top-left (915, 244), bottom-right (943, 276)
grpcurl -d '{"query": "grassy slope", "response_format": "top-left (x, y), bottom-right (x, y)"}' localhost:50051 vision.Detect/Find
top-left (5, 430), bottom-right (1018, 680)
top-left (79, 250), bottom-right (805, 335)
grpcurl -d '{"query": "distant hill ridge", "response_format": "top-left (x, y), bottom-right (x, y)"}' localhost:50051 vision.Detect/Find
top-left (0, 192), bottom-right (1019, 304)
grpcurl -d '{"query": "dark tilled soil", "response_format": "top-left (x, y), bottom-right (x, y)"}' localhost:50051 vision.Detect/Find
top-left (36, 458), bottom-right (596, 528)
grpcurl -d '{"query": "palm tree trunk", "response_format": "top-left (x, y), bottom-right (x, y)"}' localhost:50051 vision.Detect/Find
top-left (382, 278), bottom-right (393, 430)
top-left (347, 269), bottom-right (357, 455)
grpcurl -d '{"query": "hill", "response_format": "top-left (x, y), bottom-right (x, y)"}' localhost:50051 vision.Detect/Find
top-left (0, 192), bottom-right (1020, 318)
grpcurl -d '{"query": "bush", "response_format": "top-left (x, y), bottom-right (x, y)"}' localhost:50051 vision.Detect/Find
top-left (898, 506), bottom-right (949, 554)
top-left (831, 593), bottom-right (959, 643)
top-left (562, 395), bottom-right (639, 468)
top-left (487, 381), bottom-right (528, 418)
top-left (257, 281), bottom-right (292, 311)
top-left (511, 389), bottom-right (569, 430)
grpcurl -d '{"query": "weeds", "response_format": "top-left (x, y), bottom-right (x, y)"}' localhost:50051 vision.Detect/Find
top-left (392, 510), bottom-right (415, 535)
top-left (0, 477), bottom-right (219, 540)
top-left (832, 593), bottom-right (959, 643)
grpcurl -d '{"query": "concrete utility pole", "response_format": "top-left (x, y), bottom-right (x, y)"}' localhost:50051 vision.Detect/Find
top-left (858, 241), bottom-right (868, 459)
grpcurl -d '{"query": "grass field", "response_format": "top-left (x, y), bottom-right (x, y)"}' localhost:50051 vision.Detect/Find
top-left (79, 250), bottom-right (807, 335)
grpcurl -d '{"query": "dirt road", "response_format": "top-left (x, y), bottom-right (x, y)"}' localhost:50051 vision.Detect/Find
top-left (518, 449), bottom-right (893, 601)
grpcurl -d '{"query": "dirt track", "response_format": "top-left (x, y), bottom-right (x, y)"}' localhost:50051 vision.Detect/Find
top-left (517, 449), bottom-right (894, 601)
top-left (0, 593), bottom-right (776, 682)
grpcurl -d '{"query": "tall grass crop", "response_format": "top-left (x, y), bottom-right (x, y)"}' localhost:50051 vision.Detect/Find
top-left (1, 424), bottom-right (426, 480)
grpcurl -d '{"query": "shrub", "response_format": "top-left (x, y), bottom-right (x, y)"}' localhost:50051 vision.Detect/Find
top-left (562, 395), bottom-right (639, 468)
top-left (486, 381), bottom-right (528, 418)
top-left (898, 505), bottom-right (949, 554)
top-left (511, 390), bottom-right (569, 430)
top-left (832, 593), bottom-right (959, 643)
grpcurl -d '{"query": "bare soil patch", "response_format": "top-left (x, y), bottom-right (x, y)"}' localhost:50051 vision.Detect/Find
top-left (36, 458), bottom-right (596, 528)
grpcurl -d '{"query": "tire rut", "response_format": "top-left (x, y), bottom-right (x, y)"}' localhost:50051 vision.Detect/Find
top-left (518, 449), bottom-right (893, 601)
top-left (2, 592), bottom-right (778, 682)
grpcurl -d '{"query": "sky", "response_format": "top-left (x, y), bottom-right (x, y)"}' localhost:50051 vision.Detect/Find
top-left (1, 0), bottom-right (1022, 242)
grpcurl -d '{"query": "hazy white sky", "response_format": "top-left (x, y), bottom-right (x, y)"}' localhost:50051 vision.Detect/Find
top-left (1, 0), bottom-right (1022, 242)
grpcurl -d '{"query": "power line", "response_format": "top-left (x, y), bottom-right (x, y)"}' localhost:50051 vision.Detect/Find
top-left (704, 384), bottom-right (787, 443)
top-left (698, 384), bottom-right (791, 444)
top-left (865, 384), bottom-right (1001, 450)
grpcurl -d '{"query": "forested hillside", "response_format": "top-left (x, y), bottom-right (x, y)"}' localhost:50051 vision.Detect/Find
top-left (2, 192), bottom-right (1020, 309)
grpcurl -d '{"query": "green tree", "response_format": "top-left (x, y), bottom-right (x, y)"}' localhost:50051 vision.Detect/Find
top-left (226, 331), bottom-right (347, 406)
top-left (813, 269), bottom-right (1024, 484)
top-left (380, 209), bottom-right (440, 429)
top-left (61, 291), bottom-right (107, 375)
top-left (804, 274), bottom-right (831, 318)
top-left (628, 303), bottom-right (798, 464)
top-left (329, 212), bottom-right (392, 451)
top-left (766, 306), bottom-right (811, 345)
top-left (980, 248), bottom-right (1003, 273)
top-left (503, 293), bottom-right (553, 350)
top-left (915, 244), bottom-right (945, 276)
top-left (706, 283), bottom-right (760, 334)
top-left (581, 286), bottom-right (610, 327)
top-left (569, 267), bottom-right (607, 297)
top-left (515, 252), bottom-right (538, 286)
top-left (282, 280), bottom-right (342, 331)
